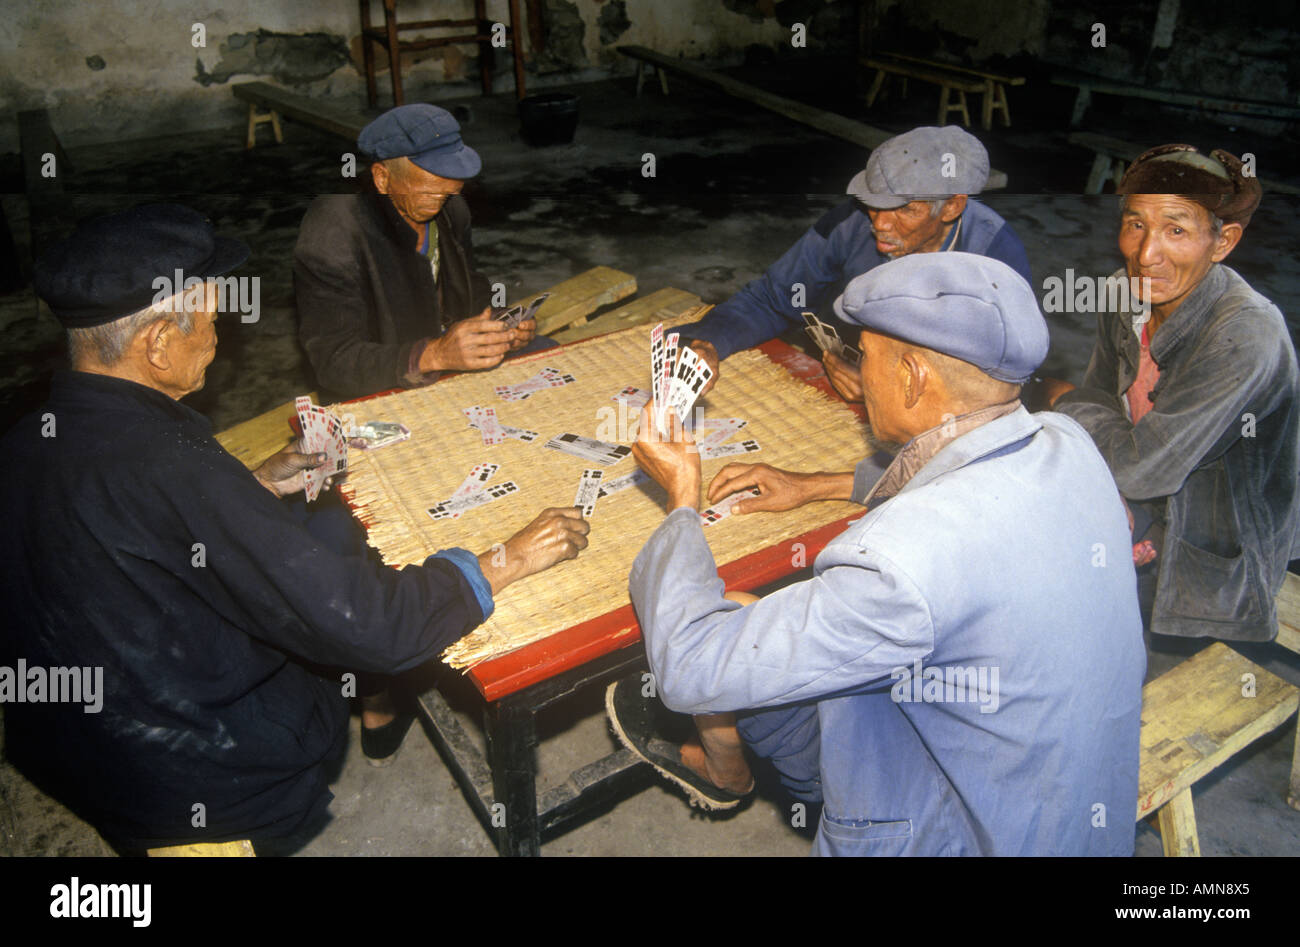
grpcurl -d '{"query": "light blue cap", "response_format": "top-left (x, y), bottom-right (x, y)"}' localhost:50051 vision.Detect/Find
top-left (846, 126), bottom-right (989, 209)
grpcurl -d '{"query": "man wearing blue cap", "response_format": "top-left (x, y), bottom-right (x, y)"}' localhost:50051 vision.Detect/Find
top-left (296, 103), bottom-right (538, 401)
top-left (678, 126), bottom-right (1031, 404)
top-left (0, 204), bottom-right (590, 852)
top-left (610, 253), bottom-right (1144, 855)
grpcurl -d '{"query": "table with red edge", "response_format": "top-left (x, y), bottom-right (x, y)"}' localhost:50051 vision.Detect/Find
top-left (354, 338), bottom-right (866, 856)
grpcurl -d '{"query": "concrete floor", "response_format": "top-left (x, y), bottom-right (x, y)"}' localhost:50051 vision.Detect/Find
top-left (1, 63), bottom-right (1299, 857)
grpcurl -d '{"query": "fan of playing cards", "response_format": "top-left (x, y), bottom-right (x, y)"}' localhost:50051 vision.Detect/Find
top-left (490, 292), bottom-right (551, 331)
top-left (295, 396), bottom-right (349, 502)
top-left (802, 311), bottom-right (861, 366)
top-left (649, 323), bottom-right (714, 433)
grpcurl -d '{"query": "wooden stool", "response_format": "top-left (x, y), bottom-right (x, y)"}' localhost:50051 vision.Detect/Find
top-left (359, 0), bottom-right (528, 107)
top-left (1137, 642), bottom-right (1300, 855)
top-left (147, 840), bottom-right (256, 856)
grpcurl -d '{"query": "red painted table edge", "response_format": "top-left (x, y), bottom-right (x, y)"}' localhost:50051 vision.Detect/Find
top-left (452, 337), bottom-right (869, 702)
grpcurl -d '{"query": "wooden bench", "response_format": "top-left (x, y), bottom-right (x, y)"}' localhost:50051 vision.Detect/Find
top-left (615, 46), bottom-right (1006, 190)
top-left (231, 81), bottom-right (366, 149)
top-left (551, 287), bottom-right (704, 344)
top-left (1067, 131), bottom-right (1300, 196)
top-left (871, 52), bottom-right (1024, 130)
top-left (1052, 73), bottom-right (1300, 129)
top-left (860, 55), bottom-right (986, 128)
top-left (523, 265), bottom-right (636, 337)
top-left (1138, 642), bottom-right (1300, 855)
top-left (1275, 571), bottom-right (1300, 657)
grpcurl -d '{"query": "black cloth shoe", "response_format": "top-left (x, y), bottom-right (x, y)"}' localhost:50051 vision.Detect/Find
top-left (604, 674), bottom-right (750, 811)
top-left (361, 712), bottom-right (416, 767)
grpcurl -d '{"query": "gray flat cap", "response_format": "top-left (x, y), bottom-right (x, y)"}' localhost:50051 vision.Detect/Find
top-left (833, 252), bottom-right (1047, 383)
top-left (846, 126), bottom-right (990, 209)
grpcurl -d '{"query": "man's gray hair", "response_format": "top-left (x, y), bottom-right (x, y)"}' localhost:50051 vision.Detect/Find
top-left (67, 301), bottom-right (195, 366)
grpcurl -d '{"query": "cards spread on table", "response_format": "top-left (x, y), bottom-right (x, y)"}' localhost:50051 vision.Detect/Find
top-left (428, 479), bottom-right (519, 520)
top-left (700, 438), bottom-right (761, 460)
top-left (701, 487), bottom-right (761, 526)
top-left (462, 405), bottom-right (506, 445)
top-left (694, 418), bottom-right (747, 449)
top-left (612, 386), bottom-right (651, 410)
top-left (573, 468), bottom-right (604, 517)
top-left (545, 432), bottom-right (632, 465)
top-left (439, 462), bottom-right (501, 519)
top-left (494, 366), bottom-right (575, 402)
top-left (802, 311), bottom-right (862, 366)
top-left (295, 396), bottom-right (348, 502)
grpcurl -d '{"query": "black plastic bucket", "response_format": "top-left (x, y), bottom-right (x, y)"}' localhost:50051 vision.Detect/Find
top-left (518, 93), bottom-right (579, 146)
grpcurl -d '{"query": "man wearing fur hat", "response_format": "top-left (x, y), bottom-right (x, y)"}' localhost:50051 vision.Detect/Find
top-left (1049, 145), bottom-right (1299, 642)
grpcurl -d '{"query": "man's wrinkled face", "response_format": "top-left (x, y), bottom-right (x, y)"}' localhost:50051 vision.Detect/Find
top-left (857, 329), bottom-right (908, 445)
top-left (375, 158), bottom-right (465, 226)
top-left (865, 200), bottom-right (949, 258)
top-left (1118, 195), bottom-right (1228, 312)
top-left (168, 286), bottom-right (219, 397)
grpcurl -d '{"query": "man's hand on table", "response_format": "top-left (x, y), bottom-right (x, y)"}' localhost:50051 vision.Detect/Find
top-left (688, 340), bottom-right (720, 396)
top-left (418, 308), bottom-right (513, 373)
top-left (708, 463), bottom-right (854, 515)
top-left (823, 351), bottom-right (863, 403)
top-left (633, 403), bottom-right (702, 512)
top-left (253, 439), bottom-right (337, 498)
top-left (477, 508), bottom-right (591, 595)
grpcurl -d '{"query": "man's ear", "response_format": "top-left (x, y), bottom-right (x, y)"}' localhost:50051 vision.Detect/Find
top-left (371, 161), bottom-right (390, 195)
top-left (900, 351), bottom-right (927, 409)
top-left (940, 195), bottom-right (967, 223)
top-left (1211, 221), bottom-right (1244, 263)
top-left (141, 318), bottom-right (173, 372)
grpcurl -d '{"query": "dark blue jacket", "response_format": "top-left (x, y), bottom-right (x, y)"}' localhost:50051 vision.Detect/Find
top-left (0, 372), bottom-right (487, 849)
top-left (679, 199), bottom-right (1032, 360)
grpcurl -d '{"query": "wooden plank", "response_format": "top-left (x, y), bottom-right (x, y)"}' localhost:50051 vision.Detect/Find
top-left (1274, 571), bottom-right (1300, 656)
top-left (230, 81), bottom-right (366, 142)
top-left (1067, 132), bottom-right (1300, 196)
top-left (148, 840), bottom-right (255, 856)
top-left (1051, 75), bottom-right (1300, 120)
top-left (618, 45), bottom-right (1008, 189)
top-left (1136, 642), bottom-right (1299, 819)
top-left (550, 288), bottom-right (704, 344)
top-left (880, 52), bottom-right (1024, 85)
top-left (522, 265), bottom-right (637, 336)
top-left (1157, 787), bottom-right (1200, 856)
top-left (860, 56), bottom-right (984, 92)
top-left (213, 393), bottom-right (315, 470)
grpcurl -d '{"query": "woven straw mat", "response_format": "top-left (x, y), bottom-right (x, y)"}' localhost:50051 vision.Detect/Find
top-left (339, 321), bottom-right (873, 669)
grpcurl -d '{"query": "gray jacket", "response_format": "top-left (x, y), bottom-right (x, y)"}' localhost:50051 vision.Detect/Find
top-left (1056, 264), bottom-right (1299, 640)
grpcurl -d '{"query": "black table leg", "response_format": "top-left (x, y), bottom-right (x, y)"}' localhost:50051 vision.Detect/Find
top-left (485, 694), bottom-right (540, 857)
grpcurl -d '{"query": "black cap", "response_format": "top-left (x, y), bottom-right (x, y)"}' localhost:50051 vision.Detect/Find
top-left (34, 204), bottom-right (250, 329)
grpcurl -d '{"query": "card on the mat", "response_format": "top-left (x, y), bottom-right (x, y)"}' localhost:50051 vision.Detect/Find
top-left (613, 385), bottom-right (652, 410)
top-left (453, 462), bottom-right (500, 496)
top-left (544, 432), bottom-right (632, 465)
top-left (596, 468), bottom-right (651, 498)
top-left (428, 480), bottom-right (519, 520)
top-left (573, 468), bottom-right (604, 517)
top-left (700, 438), bottom-right (760, 460)
top-left (695, 418), bottom-right (747, 449)
top-left (700, 487), bottom-right (761, 526)
top-left (463, 405), bottom-right (507, 445)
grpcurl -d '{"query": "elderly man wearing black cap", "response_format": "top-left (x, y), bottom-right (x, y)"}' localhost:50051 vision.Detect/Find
top-left (295, 103), bottom-right (538, 402)
top-left (1048, 145), bottom-right (1299, 644)
top-left (609, 253), bottom-right (1145, 855)
top-left (0, 204), bottom-right (590, 852)
top-left (679, 126), bottom-right (1032, 403)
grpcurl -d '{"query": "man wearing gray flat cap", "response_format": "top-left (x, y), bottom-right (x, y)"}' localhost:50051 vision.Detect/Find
top-left (612, 253), bottom-right (1144, 855)
top-left (296, 103), bottom-right (540, 402)
top-left (678, 125), bottom-right (1031, 404)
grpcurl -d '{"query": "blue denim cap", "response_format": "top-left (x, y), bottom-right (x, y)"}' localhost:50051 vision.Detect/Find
top-left (833, 252), bottom-right (1048, 383)
top-left (358, 103), bottom-right (481, 179)
top-left (846, 126), bottom-right (989, 210)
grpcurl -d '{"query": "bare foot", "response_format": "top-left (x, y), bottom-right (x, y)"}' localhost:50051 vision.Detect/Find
top-left (680, 736), bottom-right (754, 794)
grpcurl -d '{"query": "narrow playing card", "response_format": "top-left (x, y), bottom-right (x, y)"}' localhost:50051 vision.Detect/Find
top-left (694, 418), bottom-right (747, 449)
top-left (650, 323), bottom-right (666, 412)
top-left (700, 487), bottom-right (761, 527)
top-left (573, 468), bottom-right (604, 517)
top-left (520, 292), bottom-right (551, 323)
top-left (596, 468), bottom-right (651, 498)
top-left (545, 432), bottom-right (632, 465)
top-left (664, 345), bottom-right (713, 427)
top-left (428, 480), bottom-right (519, 520)
top-left (700, 438), bottom-right (761, 460)
top-left (613, 386), bottom-right (651, 410)
top-left (453, 462), bottom-right (499, 497)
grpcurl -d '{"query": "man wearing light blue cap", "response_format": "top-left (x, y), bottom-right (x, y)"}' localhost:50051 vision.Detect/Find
top-left (296, 103), bottom-right (539, 402)
top-left (678, 126), bottom-right (1032, 404)
top-left (613, 253), bottom-right (1144, 855)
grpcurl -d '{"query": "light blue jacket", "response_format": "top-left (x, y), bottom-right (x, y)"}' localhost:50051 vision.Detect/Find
top-left (629, 408), bottom-right (1146, 856)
